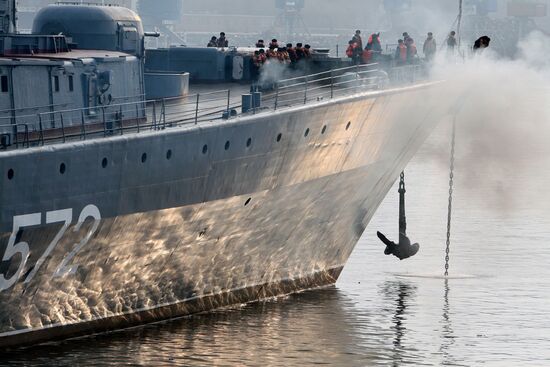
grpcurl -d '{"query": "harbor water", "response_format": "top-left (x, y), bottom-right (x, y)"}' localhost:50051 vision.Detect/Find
top-left (1, 115), bottom-right (549, 366)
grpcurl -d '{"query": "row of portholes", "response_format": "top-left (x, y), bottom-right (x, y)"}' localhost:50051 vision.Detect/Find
top-left (5, 121), bottom-right (352, 181)
top-left (303, 121), bottom-right (351, 138)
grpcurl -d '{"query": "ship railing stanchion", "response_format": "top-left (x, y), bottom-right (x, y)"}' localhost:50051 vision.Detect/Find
top-left (161, 99), bottom-right (166, 127)
top-left (60, 113), bottom-right (66, 143)
top-left (163, 99), bottom-right (167, 127)
top-left (24, 124), bottom-right (29, 148)
top-left (38, 113), bottom-right (45, 146)
top-left (195, 94), bottom-right (200, 125)
top-left (135, 103), bottom-right (141, 132)
top-left (330, 69), bottom-right (334, 99)
top-left (304, 75), bottom-right (308, 105)
top-left (80, 109), bottom-right (86, 141)
top-left (227, 89), bottom-right (231, 114)
top-left (274, 83), bottom-right (279, 110)
top-left (102, 107), bottom-right (107, 137)
top-left (355, 64), bottom-right (359, 94)
top-left (152, 100), bottom-right (157, 130)
top-left (124, 104), bottom-right (129, 133)
top-left (13, 123), bottom-right (18, 149)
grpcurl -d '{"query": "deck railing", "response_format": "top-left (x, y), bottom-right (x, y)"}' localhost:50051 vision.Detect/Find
top-left (0, 63), bottom-right (424, 150)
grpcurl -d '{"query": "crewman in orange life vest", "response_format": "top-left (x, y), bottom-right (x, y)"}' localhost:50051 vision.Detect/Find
top-left (395, 39), bottom-right (407, 65)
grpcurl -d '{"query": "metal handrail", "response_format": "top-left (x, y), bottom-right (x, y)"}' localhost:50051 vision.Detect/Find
top-left (0, 63), bottom-right (424, 151)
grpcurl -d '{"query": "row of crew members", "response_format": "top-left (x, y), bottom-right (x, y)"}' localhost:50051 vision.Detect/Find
top-left (347, 30), bottom-right (421, 65)
top-left (347, 29), bottom-right (486, 66)
top-left (253, 41), bottom-right (312, 67)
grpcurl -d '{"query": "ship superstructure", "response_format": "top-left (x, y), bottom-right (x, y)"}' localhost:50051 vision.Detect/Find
top-left (0, 3), bottom-right (145, 147)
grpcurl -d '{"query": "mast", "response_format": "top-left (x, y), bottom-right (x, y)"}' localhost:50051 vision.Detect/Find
top-left (0, 0), bottom-right (16, 34)
top-left (457, 0), bottom-right (463, 48)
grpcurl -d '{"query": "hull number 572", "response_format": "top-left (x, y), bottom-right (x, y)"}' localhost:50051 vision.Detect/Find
top-left (0, 205), bottom-right (101, 292)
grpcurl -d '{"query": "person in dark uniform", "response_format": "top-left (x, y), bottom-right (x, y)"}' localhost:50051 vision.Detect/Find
top-left (377, 231), bottom-right (419, 260)
top-left (286, 43), bottom-right (297, 63)
top-left (217, 32), bottom-right (228, 47)
top-left (269, 38), bottom-right (279, 49)
top-left (304, 44), bottom-right (312, 59)
top-left (207, 36), bottom-right (218, 47)
top-left (473, 36), bottom-right (491, 52)
top-left (352, 30), bottom-right (363, 49)
top-left (256, 39), bottom-right (266, 48)
top-left (295, 42), bottom-right (305, 60)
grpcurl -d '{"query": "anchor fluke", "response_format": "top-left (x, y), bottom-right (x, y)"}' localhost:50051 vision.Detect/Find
top-left (377, 231), bottom-right (419, 261)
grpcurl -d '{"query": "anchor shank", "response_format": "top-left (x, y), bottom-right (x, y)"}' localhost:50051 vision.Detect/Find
top-left (398, 177), bottom-right (407, 244)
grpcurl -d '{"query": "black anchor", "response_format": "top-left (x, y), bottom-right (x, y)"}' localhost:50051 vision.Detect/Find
top-left (378, 172), bottom-right (420, 260)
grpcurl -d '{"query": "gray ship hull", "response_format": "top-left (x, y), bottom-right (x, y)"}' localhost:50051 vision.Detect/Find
top-left (0, 82), bottom-right (447, 347)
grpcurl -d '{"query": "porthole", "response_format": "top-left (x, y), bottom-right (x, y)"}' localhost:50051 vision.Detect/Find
top-left (246, 138), bottom-right (252, 148)
top-left (141, 153), bottom-right (147, 163)
top-left (244, 198), bottom-right (252, 206)
top-left (166, 149), bottom-right (172, 160)
top-left (202, 144), bottom-right (208, 154)
top-left (346, 121), bottom-right (351, 130)
top-left (304, 128), bottom-right (310, 137)
top-left (102, 158), bottom-right (108, 168)
top-left (59, 163), bottom-right (66, 175)
top-left (7, 169), bottom-right (14, 180)
top-left (225, 141), bottom-right (231, 151)
top-left (276, 133), bottom-right (282, 142)
top-left (321, 125), bottom-right (327, 134)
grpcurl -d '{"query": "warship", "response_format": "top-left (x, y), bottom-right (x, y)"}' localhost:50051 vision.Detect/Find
top-left (0, 1), bottom-right (450, 347)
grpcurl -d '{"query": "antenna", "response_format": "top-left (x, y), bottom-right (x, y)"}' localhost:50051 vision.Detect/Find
top-left (457, 0), bottom-right (463, 48)
top-left (0, 0), bottom-right (17, 34)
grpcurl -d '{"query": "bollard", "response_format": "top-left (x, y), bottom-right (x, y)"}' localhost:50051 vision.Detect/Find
top-left (252, 91), bottom-right (262, 109)
top-left (242, 94), bottom-right (252, 113)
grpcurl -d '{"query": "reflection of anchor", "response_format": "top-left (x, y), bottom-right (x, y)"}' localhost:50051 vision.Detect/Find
top-left (378, 172), bottom-right (420, 260)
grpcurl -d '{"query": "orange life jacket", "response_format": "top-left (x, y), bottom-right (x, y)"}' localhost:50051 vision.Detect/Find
top-left (398, 44), bottom-right (407, 62)
top-left (346, 43), bottom-right (357, 58)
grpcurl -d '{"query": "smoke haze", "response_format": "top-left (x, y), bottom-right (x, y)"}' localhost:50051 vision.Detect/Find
top-left (426, 31), bottom-right (550, 210)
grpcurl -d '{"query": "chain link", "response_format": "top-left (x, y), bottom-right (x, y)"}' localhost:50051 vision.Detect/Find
top-left (445, 118), bottom-right (457, 277)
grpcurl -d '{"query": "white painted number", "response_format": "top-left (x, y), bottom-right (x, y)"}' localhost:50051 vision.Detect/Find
top-left (0, 205), bottom-right (101, 292)
top-left (54, 205), bottom-right (101, 278)
top-left (24, 209), bottom-right (73, 284)
top-left (0, 213), bottom-right (41, 291)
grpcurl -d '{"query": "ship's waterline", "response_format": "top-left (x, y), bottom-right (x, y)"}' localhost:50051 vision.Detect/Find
top-left (0, 83), bottom-right (447, 346)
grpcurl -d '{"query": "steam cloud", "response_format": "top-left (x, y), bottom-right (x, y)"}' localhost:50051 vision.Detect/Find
top-left (426, 31), bottom-right (550, 210)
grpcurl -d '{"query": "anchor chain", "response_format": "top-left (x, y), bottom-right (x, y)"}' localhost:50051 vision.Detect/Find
top-left (445, 118), bottom-right (457, 277)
